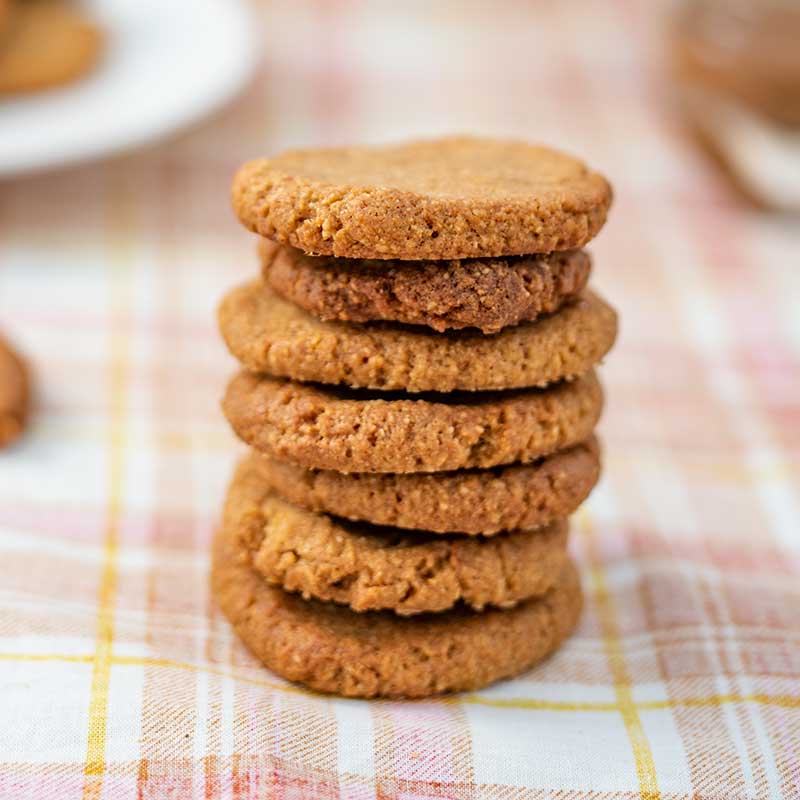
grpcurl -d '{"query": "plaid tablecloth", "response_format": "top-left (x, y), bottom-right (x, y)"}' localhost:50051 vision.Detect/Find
top-left (1, 2), bottom-right (799, 798)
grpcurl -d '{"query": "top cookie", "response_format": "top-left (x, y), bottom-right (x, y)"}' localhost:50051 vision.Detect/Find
top-left (232, 137), bottom-right (612, 260)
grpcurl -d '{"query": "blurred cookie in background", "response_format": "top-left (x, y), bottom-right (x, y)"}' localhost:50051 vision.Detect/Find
top-left (0, 0), bottom-right (14, 37)
top-left (0, 0), bottom-right (102, 95)
top-left (671, 0), bottom-right (800, 211)
top-left (0, 334), bottom-right (30, 448)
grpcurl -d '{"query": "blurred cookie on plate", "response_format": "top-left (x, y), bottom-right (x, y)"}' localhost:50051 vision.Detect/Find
top-left (0, 0), bottom-right (102, 94)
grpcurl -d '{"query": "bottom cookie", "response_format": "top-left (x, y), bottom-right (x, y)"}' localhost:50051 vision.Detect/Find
top-left (211, 527), bottom-right (583, 698)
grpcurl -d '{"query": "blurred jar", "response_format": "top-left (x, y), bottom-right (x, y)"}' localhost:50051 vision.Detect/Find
top-left (671, 0), bottom-right (800, 211)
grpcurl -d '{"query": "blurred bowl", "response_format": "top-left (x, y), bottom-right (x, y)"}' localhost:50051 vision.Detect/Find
top-left (0, 0), bottom-right (259, 177)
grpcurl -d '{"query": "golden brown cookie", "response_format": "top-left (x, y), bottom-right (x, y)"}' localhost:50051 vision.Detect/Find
top-left (211, 524), bottom-right (583, 698)
top-left (218, 281), bottom-right (617, 393)
top-left (0, 334), bottom-right (30, 448)
top-left (232, 137), bottom-right (611, 260)
top-left (0, 0), bottom-right (13, 39)
top-left (0, 1), bottom-right (102, 95)
top-left (223, 371), bottom-right (603, 474)
top-left (253, 437), bottom-right (601, 535)
top-left (259, 239), bottom-right (592, 334)
top-left (227, 457), bottom-right (568, 615)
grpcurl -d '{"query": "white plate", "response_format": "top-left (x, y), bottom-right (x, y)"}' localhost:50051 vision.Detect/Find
top-left (0, 0), bottom-right (259, 177)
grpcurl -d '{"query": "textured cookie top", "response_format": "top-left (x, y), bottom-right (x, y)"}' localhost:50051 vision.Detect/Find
top-left (254, 437), bottom-right (600, 535)
top-left (218, 280), bottom-right (617, 393)
top-left (227, 457), bottom-right (568, 615)
top-left (232, 137), bottom-right (612, 259)
top-left (212, 525), bottom-right (583, 698)
top-left (260, 239), bottom-right (592, 334)
top-left (223, 371), bottom-right (603, 474)
top-left (0, 335), bottom-right (30, 448)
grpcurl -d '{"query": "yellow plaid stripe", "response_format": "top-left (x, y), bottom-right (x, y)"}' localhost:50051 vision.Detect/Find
top-left (82, 183), bottom-right (134, 800)
top-left (579, 511), bottom-right (661, 799)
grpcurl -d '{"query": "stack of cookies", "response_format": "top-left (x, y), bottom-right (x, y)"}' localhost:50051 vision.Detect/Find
top-left (213, 137), bottom-right (617, 699)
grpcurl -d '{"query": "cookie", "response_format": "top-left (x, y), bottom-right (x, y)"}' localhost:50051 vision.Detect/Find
top-left (253, 437), bottom-right (600, 535)
top-left (0, 334), bottom-right (30, 448)
top-left (0, 0), bottom-right (13, 38)
top-left (218, 281), bottom-right (617, 393)
top-left (0, 1), bottom-right (102, 95)
top-left (222, 370), bottom-right (602, 474)
top-left (211, 525), bottom-right (583, 698)
top-left (259, 239), bottom-right (592, 334)
top-left (227, 457), bottom-right (568, 615)
top-left (232, 137), bottom-right (611, 260)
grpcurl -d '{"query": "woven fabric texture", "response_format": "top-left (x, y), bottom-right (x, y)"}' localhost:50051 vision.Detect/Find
top-left (1, 2), bottom-right (799, 798)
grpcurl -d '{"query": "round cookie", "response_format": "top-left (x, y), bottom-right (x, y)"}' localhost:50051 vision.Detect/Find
top-left (232, 137), bottom-right (612, 260)
top-left (218, 281), bottom-right (617, 393)
top-left (259, 239), bottom-right (592, 334)
top-left (0, 2), bottom-right (102, 95)
top-left (0, 0), bottom-right (13, 38)
top-left (253, 437), bottom-right (600, 535)
top-left (227, 457), bottom-right (568, 615)
top-left (211, 525), bottom-right (583, 698)
top-left (222, 370), bottom-right (603, 474)
top-left (0, 334), bottom-right (30, 448)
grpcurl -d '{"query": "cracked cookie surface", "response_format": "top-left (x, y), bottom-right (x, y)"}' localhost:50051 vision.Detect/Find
top-left (259, 239), bottom-right (592, 334)
top-left (211, 522), bottom-right (583, 698)
top-left (218, 280), bottom-right (617, 393)
top-left (232, 137), bottom-right (611, 260)
top-left (253, 437), bottom-right (600, 535)
top-left (223, 370), bottom-right (603, 474)
top-left (227, 457), bottom-right (568, 615)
